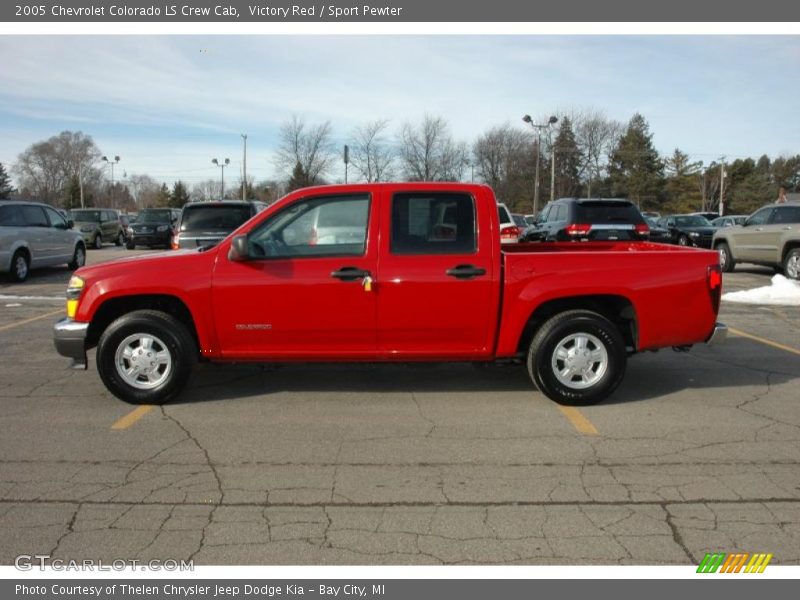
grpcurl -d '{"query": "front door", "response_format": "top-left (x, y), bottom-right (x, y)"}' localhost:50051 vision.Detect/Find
top-left (730, 207), bottom-right (774, 263)
top-left (211, 192), bottom-right (379, 359)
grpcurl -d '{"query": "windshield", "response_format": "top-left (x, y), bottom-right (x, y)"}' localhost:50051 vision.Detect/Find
top-left (71, 210), bottom-right (101, 222)
top-left (675, 216), bottom-right (712, 227)
top-left (138, 210), bottom-right (173, 223)
top-left (180, 205), bottom-right (253, 232)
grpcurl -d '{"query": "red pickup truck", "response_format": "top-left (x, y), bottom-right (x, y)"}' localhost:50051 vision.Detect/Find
top-left (53, 183), bottom-right (726, 406)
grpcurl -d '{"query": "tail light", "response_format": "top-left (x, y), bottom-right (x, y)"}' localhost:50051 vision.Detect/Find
top-left (707, 264), bottom-right (723, 313)
top-left (171, 234), bottom-right (179, 250)
top-left (502, 226), bottom-right (521, 240)
top-left (634, 223), bottom-right (650, 236)
top-left (565, 223), bottom-right (592, 237)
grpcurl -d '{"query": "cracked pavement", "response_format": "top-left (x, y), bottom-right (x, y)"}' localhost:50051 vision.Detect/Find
top-left (1, 252), bottom-right (799, 565)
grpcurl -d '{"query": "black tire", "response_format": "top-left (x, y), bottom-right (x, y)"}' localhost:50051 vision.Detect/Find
top-left (8, 249), bottom-right (30, 283)
top-left (93, 234), bottom-right (102, 249)
top-left (68, 243), bottom-right (86, 270)
top-left (677, 234), bottom-right (689, 247)
top-left (527, 309), bottom-right (627, 406)
top-left (784, 248), bottom-right (800, 280)
top-left (96, 310), bottom-right (197, 405)
top-left (115, 232), bottom-right (124, 246)
top-left (717, 242), bottom-right (735, 273)
top-left (126, 240), bottom-right (136, 250)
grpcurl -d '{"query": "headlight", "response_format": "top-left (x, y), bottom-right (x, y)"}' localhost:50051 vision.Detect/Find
top-left (66, 276), bottom-right (85, 318)
top-left (689, 231), bottom-right (700, 237)
top-left (157, 225), bottom-right (169, 232)
top-left (80, 226), bottom-right (94, 233)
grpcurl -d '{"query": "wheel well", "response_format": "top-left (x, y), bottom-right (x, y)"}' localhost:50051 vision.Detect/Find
top-left (86, 294), bottom-right (200, 350)
top-left (517, 295), bottom-right (638, 354)
top-left (782, 242), bottom-right (800, 262)
top-left (713, 238), bottom-right (727, 248)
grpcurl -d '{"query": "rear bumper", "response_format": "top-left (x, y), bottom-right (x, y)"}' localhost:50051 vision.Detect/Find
top-left (706, 322), bottom-right (728, 346)
top-left (53, 318), bottom-right (89, 370)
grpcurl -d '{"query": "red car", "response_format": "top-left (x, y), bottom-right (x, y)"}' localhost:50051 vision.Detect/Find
top-left (54, 183), bottom-right (726, 406)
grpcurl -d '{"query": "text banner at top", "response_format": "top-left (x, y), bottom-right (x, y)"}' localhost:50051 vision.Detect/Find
top-left (4, 0), bottom-right (800, 22)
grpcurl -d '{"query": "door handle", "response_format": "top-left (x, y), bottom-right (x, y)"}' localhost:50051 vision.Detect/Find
top-left (783, 226), bottom-right (793, 230)
top-left (756, 227), bottom-right (764, 231)
top-left (446, 264), bottom-right (487, 279)
top-left (331, 266), bottom-right (370, 281)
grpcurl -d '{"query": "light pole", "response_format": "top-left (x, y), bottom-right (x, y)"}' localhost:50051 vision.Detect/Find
top-left (212, 158), bottom-right (230, 199)
top-left (241, 135), bottom-right (247, 201)
top-left (101, 155), bottom-right (120, 206)
top-left (522, 115), bottom-right (557, 216)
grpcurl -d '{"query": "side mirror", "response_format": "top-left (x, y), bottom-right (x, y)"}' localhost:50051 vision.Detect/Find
top-left (228, 235), bottom-right (250, 261)
top-left (67, 220), bottom-right (74, 229)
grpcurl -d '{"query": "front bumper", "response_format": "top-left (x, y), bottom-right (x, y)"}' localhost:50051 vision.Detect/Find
top-left (706, 322), bottom-right (728, 346)
top-left (131, 231), bottom-right (171, 246)
top-left (53, 318), bottom-right (89, 369)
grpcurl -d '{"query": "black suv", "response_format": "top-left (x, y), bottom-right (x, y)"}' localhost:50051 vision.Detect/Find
top-left (173, 201), bottom-right (267, 250)
top-left (657, 214), bottom-right (717, 248)
top-left (520, 198), bottom-right (650, 242)
top-left (127, 208), bottom-right (181, 249)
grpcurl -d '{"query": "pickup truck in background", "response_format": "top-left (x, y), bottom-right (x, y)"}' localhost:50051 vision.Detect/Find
top-left (54, 183), bottom-right (727, 406)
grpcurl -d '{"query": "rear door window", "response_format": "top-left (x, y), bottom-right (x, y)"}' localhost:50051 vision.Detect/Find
top-left (0, 205), bottom-right (24, 226)
top-left (391, 193), bottom-right (476, 255)
top-left (769, 206), bottom-right (800, 224)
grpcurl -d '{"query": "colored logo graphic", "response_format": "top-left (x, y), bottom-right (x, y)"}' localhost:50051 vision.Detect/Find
top-left (697, 552), bottom-right (773, 573)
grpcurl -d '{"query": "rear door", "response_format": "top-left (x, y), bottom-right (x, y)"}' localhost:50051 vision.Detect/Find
top-left (375, 188), bottom-right (499, 358)
top-left (211, 192), bottom-right (379, 358)
top-left (766, 205), bottom-right (800, 263)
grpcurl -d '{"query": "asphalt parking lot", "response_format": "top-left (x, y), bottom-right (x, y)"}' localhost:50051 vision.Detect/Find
top-left (0, 246), bottom-right (799, 566)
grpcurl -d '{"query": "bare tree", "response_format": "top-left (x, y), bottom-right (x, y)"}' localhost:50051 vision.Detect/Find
top-left (398, 114), bottom-right (466, 182)
top-left (574, 111), bottom-right (623, 198)
top-left (127, 174), bottom-right (161, 209)
top-left (348, 119), bottom-right (395, 182)
top-left (13, 131), bottom-right (102, 206)
top-left (274, 116), bottom-right (337, 186)
top-left (473, 124), bottom-right (529, 189)
top-left (191, 179), bottom-right (223, 202)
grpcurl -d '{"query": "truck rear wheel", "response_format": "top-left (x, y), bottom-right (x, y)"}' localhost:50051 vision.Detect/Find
top-left (527, 310), bottom-right (626, 405)
top-left (96, 310), bottom-right (196, 405)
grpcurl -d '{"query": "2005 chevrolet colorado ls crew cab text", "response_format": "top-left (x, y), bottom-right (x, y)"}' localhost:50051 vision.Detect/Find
top-left (53, 183), bottom-right (727, 406)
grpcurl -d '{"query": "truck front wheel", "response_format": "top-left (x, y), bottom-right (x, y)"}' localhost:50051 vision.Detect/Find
top-left (96, 310), bottom-right (196, 404)
top-left (527, 310), bottom-right (627, 405)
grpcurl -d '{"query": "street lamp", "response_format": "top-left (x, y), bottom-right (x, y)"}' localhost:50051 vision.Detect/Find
top-left (101, 155), bottom-right (120, 206)
top-left (212, 158), bottom-right (230, 198)
top-left (522, 115), bottom-right (558, 215)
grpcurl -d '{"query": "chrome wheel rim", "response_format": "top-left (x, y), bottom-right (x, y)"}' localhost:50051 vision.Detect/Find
top-left (114, 333), bottom-right (172, 390)
top-left (14, 255), bottom-right (28, 280)
top-left (551, 333), bottom-right (608, 390)
top-left (75, 247), bottom-right (85, 267)
top-left (787, 254), bottom-right (800, 279)
top-left (678, 236), bottom-right (688, 246)
top-left (718, 248), bottom-right (727, 268)
top-left (95, 235), bottom-right (102, 249)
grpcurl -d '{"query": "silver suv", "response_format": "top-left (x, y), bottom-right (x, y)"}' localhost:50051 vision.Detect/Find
top-left (0, 201), bottom-right (86, 282)
top-left (713, 202), bottom-right (800, 279)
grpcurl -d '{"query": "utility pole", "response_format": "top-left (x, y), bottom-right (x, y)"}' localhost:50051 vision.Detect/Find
top-left (241, 134), bottom-right (247, 201)
top-left (719, 157), bottom-right (725, 217)
top-left (212, 158), bottom-right (230, 199)
top-left (522, 115), bottom-right (558, 216)
top-left (550, 135), bottom-right (556, 202)
top-left (102, 155), bottom-right (120, 207)
top-left (343, 145), bottom-right (349, 184)
top-left (78, 163), bottom-right (85, 209)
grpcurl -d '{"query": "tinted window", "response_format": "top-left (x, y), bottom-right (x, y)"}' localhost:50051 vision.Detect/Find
top-left (391, 193), bottom-right (476, 255)
top-left (21, 206), bottom-right (48, 227)
top-left (674, 216), bottom-right (712, 227)
top-left (72, 210), bottom-right (101, 222)
top-left (249, 194), bottom-right (369, 259)
top-left (181, 205), bottom-right (253, 232)
top-left (746, 207), bottom-right (772, 226)
top-left (138, 210), bottom-right (173, 223)
top-left (574, 201), bottom-right (645, 224)
top-left (554, 204), bottom-right (568, 221)
top-left (497, 205), bottom-right (512, 225)
top-left (45, 207), bottom-right (67, 228)
top-left (769, 206), bottom-right (800, 224)
top-left (0, 205), bottom-right (24, 226)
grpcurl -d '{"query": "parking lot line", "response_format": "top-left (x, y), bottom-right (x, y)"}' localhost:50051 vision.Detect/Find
top-left (729, 327), bottom-right (800, 357)
top-left (111, 405), bottom-right (154, 430)
top-left (0, 309), bottom-right (63, 333)
top-left (557, 405), bottom-right (599, 435)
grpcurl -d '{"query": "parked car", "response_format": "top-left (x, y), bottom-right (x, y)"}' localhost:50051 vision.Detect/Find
top-left (644, 216), bottom-right (671, 243)
top-left (1, 201), bottom-right (86, 282)
top-left (657, 214), bottom-right (716, 248)
top-left (127, 208), bottom-right (181, 249)
top-left (641, 211), bottom-right (661, 220)
top-left (520, 198), bottom-right (649, 242)
top-left (690, 211), bottom-right (721, 223)
top-left (523, 214), bottom-right (537, 226)
top-left (710, 215), bottom-right (747, 228)
top-left (70, 208), bottom-right (125, 249)
top-left (713, 202), bottom-right (800, 278)
top-left (511, 214), bottom-right (528, 228)
top-left (54, 182), bottom-right (725, 407)
top-left (497, 203), bottom-right (520, 243)
top-left (173, 201), bottom-right (267, 250)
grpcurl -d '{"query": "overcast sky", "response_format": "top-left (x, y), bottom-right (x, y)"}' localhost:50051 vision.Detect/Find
top-left (1, 35), bottom-right (798, 187)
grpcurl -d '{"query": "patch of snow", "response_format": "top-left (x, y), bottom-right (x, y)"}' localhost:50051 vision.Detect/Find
top-left (722, 274), bottom-right (800, 306)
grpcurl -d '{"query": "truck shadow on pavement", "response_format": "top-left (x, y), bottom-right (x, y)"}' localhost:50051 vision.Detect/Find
top-left (172, 337), bottom-right (798, 405)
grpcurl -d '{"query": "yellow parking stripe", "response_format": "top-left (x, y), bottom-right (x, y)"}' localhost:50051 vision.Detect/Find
top-left (0, 309), bottom-right (63, 332)
top-left (729, 327), bottom-right (800, 357)
top-left (557, 405), bottom-right (599, 435)
top-left (111, 406), bottom-right (153, 430)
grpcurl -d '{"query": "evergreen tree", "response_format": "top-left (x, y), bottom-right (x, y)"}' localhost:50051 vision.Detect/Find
top-left (170, 181), bottom-right (190, 208)
top-left (552, 117), bottom-right (582, 198)
top-left (608, 114), bottom-right (664, 209)
top-left (663, 149), bottom-right (703, 212)
top-left (64, 174), bottom-right (82, 209)
top-left (155, 183), bottom-right (171, 207)
top-left (287, 161), bottom-right (311, 192)
top-left (0, 162), bottom-right (15, 199)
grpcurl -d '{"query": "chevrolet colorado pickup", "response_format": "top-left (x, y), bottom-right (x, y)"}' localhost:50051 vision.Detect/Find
top-left (53, 183), bottom-right (727, 406)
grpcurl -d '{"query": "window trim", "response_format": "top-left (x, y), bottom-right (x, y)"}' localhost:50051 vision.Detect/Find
top-left (389, 191), bottom-right (478, 256)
